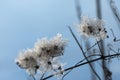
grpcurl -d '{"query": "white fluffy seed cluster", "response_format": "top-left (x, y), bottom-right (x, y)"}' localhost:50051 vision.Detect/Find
top-left (76, 16), bottom-right (108, 40)
top-left (15, 33), bottom-right (67, 75)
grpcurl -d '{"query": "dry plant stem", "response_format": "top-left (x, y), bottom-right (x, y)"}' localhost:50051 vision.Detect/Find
top-left (61, 70), bottom-right (71, 80)
top-left (40, 71), bottom-right (46, 80)
top-left (40, 65), bottom-right (50, 80)
top-left (74, 0), bottom-right (100, 79)
top-left (96, 39), bottom-right (109, 80)
top-left (111, 29), bottom-right (117, 42)
top-left (42, 53), bottom-right (120, 80)
top-left (96, 0), bottom-right (102, 19)
top-left (77, 54), bottom-right (101, 64)
top-left (109, 0), bottom-right (120, 25)
top-left (96, 0), bottom-right (108, 79)
top-left (85, 40), bottom-right (101, 53)
top-left (86, 42), bottom-right (97, 80)
top-left (61, 54), bottom-right (101, 80)
top-left (111, 29), bottom-right (120, 42)
top-left (31, 75), bottom-right (36, 80)
top-left (75, 0), bottom-right (81, 21)
top-left (68, 26), bottom-right (101, 80)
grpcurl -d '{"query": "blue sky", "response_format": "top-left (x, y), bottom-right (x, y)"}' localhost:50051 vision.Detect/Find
top-left (0, 0), bottom-right (120, 80)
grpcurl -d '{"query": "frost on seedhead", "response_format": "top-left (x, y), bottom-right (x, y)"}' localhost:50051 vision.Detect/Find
top-left (76, 16), bottom-right (108, 40)
top-left (34, 33), bottom-right (67, 59)
top-left (15, 49), bottom-right (38, 75)
top-left (15, 33), bottom-right (67, 76)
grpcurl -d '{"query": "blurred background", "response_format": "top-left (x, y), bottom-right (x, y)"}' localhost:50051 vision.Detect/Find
top-left (0, 0), bottom-right (120, 80)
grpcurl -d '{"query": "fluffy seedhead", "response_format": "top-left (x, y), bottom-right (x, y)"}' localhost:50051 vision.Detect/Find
top-left (15, 34), bottom-right (67, 76)
top-left (76, 16), bottom-right (108, 40)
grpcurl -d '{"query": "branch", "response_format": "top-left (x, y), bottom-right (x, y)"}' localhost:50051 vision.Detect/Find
top-left (74, 0), bottom-right (82, 21)
top-left (109, 0), bottom-right (120, 26)
top-left (68, 26), bottom-right (101, 80)
top-left (42, 53), bottom-right (120, 80)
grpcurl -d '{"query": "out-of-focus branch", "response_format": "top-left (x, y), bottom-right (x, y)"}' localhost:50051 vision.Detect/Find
top-left (96, 0), bottom-right (109, 80)
top-left (96, 0), bottom-right (102, 19)
top-left (109, 0), bottom-right (120, 26)
top-left (75, 0), bottom-right (82, 21)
